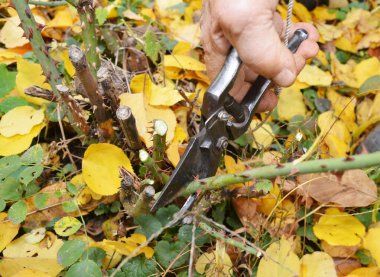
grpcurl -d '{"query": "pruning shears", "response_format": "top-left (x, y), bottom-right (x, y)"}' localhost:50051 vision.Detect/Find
top-left (151, 29), bottom-right (309, 212)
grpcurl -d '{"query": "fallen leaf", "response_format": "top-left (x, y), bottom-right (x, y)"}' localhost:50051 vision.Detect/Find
top-left (313, 208), bottom-right (365, 246)
top-left (0, 17), bottom-right (30, 48)
top-left (334, 258), bottom-right (361, 276)
top-left (164, 54), bottom-right (206, 71)
top-left (320, 240), bottom-right (358, 258)
top-left (0, 106), bottom-right (44, 137)
top-left (103, 233), bottom-right (154, 259)
top-left (297, 64), bottom-right (333, 87)
top-left (277, 86), bottom-right (307, 121)
top-left (346, 267), bottom-right (380, 277)
top-left (0, 258), bottom-right (63, 277)
top-left (195, 240), bottom-right (233, 277)
top-left (300, 251), bottom-right (337, 277)
top-left (16, 57), bottom-right (51, 105)
top-left (257, 238), bottom-right (300, 277)
top-left (354, 57), bottom-right (380, 88)
top-left (0, 212), bottom-right (19, 252)
top-left (166, 126), bottom-right (187, 166)
top-left (297, 170), bottom-right (377, 207)
top-left (82, 143), bottom-right (134, 196)
top-left (89, 242), bottom-right (122, 269)
top-left (312, 7), bottom-right (337, 21)
top-left (45, 7), bottom-right (77, 29)
top-left (250, 119), bottom-right (274, 149)
top-left (362, 226), bottom-right (380, 265)
top-left (0, 49), bottom-right (21, 65)
top-left (327, 89), bottom-right (356, 132)
top-left (9, 269), bottom-right (51, 277)
top-left (0, 123), bottom-right (45, 156)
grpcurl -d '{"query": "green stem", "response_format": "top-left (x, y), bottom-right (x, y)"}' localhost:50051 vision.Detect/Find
top-left (139, 150), bottom-right (169, 188)
top-left (183, 152), bottom-right (380, 196)
top-left (152, 120), bottom-right (167, 169)
top-left (66, 0), bottom-right (99, 75)
top-left (29, 0), bottom-right (68, 6)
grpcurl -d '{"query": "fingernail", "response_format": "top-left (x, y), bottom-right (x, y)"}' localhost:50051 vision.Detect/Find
top-left (275, 69), bottom-right (295, 87)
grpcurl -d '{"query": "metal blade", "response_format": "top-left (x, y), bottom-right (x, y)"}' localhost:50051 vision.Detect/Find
top-left (151, 128), bottom-right (223, 211)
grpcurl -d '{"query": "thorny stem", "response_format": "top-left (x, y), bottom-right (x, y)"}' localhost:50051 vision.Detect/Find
top-left (139, 150), bottom-right (169, 188)
top-left (66, 0), bottom-right (99, 75)
top-left (182, 152), bottom-right (380, 196)
top-left (152, 120), bottom-right (168, 169)
top-left (29, 0), bottom-right (68, 6)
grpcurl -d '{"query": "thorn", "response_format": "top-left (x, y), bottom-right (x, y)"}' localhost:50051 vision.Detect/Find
top-left (289, 168), bottom-right (300, 176)
top-left (344, 156), bottom-right (355, 162)
top-left (276, 163), bottom-right (284, 169)
top-left (36, 23), bottom-right (46, 30)
top-left (25, 8), bottom-right (32, 18)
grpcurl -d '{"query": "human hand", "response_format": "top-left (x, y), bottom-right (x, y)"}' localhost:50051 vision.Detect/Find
top-left (201, 0), bottom-right (319, 112)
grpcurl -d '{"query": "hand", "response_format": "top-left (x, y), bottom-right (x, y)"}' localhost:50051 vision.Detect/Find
top-left (201, 0), bottom-right (319, 112)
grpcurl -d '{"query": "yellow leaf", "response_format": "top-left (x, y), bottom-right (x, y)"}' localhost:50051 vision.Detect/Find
top-left (300, 252), bottom-right (337, 277)
top-left (334, 36), bottom-right (357, 53)
top-left (61, 49), bottom-right (76, 77)
top-left (257, 185), bottom-right (281, 216)
top-left (155, 0), bottom-right (183, 17)
top-left (0, 106), bottom-right (44, 137)
top-left (346, 267), bottom-right (380, 277)
top-left (224, 155), bottom-right (245, 174)
top-left (0, 123), bottom-right (45, 156)
top-left (0, 16), bottom-right (29, 48)
top-left (173, 41), bottom-right (192, 55)
top-left (354, 57), bottom-right (380, 88)
top-left (277, 87), bottom-right (307, 121)
top-left (103, 234), bottom-right (154, 259)
top-left (45, 7), bottom-right (77, 29)
top-left (315, 23), bottom-right (343, 42)
top-left (0, 49), bottom-right (21, 65)
top-left (0, 213), bottom-right (19, 252)
top-left (331, 54), bottom-right (359, 88)
top-left (150, 85), bottom-right (189, 106)
top-left (363, 226), bottom-right (380, 265)
top-left (166, 126), bottom-right (187, 166)
top-left (119, 93), bottom-right (176, 147)
top-left (318, 111), bottom-right (350, 157)
top-left (10, 269), bottom-right (51, 277)
top-left (356, 98), bottom-right (373, 126)
top-left (257, 238), bottom-right (300, 277)
top-left (297, 64), bottom-right (332, 86)
top-left (164, 54), bottom-right (206, 71)
top-left (82, 143), bottom-right (134, 195)
top-left (313, 208), bottom-right (365, 246)
top-left (71, 174), bottom-right (102, 205)
top-left (89, 242), bottom-right (122, 269)
top-left (293, 1), bottom-right (312, 22)
top-left (312, 7), bottom-right (337, 21)
top-left (0, 258), bottom-right (63, 277)
top-left (250, 119), bottom-right (274, 149)
top-left (54, 216), bottom-right (82, 237)
top-left (357, 29), bottom-right (380, 50)
top-left (195, 241), bottom-right (233, 277)
top-left (123, 9), bottom-right (145, 21)
top-left (16, 57), bottom-right (51, 105)
top-left (315, 50), bottom-right (328, 66)
top-left (327, 89), bottom-right (356, 132)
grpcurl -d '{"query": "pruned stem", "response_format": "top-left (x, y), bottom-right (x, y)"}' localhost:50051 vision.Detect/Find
top-left (139, 149), bottom-right (169, 188)
top-left (129, 186), bottom-right (155, 217)
top-left (116, 106), bottom-right (142, 150)
top-left (182, 152), bottom-right (380, 196)
top-left (24, 86), bottom-right (55, 101)
top-left (56, 84), bottom-right (90, 135)
top-left (69, 45), bottom-right (113, 139)
top-left (152, 120), bottom-right (168, 169)
top-left (100, 27), bottom-right (120, 56)
top-left (29, 0), bottom-right (68, 6)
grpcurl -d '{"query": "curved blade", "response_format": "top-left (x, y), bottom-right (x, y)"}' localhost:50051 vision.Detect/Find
top-left (151, 128), bottom-right (223, 212)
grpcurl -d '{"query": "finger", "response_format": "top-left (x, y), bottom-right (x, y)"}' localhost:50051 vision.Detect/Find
top-left (256, 89), bottom-right (278, 113)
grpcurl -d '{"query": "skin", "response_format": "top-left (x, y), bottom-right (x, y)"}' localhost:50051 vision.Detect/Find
top-left (201, 0), bottom-right (320, 112)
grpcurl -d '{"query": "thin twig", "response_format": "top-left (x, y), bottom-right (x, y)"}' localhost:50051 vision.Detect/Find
top-left (188, 218), bottom-right (197, 277)
top-left (29, 0), bottom-right (68, 6)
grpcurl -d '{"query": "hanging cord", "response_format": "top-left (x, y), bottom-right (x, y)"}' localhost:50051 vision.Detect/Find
top-left (255, 0), bottom-right (295, 132)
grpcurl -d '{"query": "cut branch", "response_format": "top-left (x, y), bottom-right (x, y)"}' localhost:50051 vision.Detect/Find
top-left (56, 85), bottom-right (90, 135)
top-left (152, 120), bottom-right (167, 169)
top-left (129, 186), bottom-right (155, 217)
top-left (139, 149), bottom-right (169, 189)
top-left (25, 86), bottom-right (55, 101)
top-left (116, 106), bottom-right (142, 150)
top-left (69, 45), bottom-right (113, 138)
top-left (182, 152), bottom-right (380, 196)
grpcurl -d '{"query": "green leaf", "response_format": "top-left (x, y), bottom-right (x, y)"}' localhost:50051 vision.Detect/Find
top-left (66, 182), bottom-right (79, 196)
top-left (119, 256), bottom-right (157, 277)
top-left (66, 260), bottom-right (102, 277)
top-left (154, 240), bottom-right (189, 268)
top-left (0, 97), bottom-right (29, 114)
top-left (34, 192), bottom-right (49, 209)
top-left (155, 205), bottom-right (179, 226)
top-left (62, 200), bottom-right (78, 213)
top-left (19, 165), bottom-right (44, 185)
top-left (0, 176), bottom-right (23, 201)
top-left (0, 156), bottom-right (22, 180)
top-left (95, 7), bottom-right (108, 25)
top-left (0, 199), bottom-right (6, 212)
top-left (0, 64), bottom-right (16, 97)
top-left (43, 102), bottom-right (64, 122)
top-left (145, 30), bottom-right (160, 63)
top-left (54, 216), bottom-right (82, 236)
top-left (178, 225), bottom-right (210, 247)
top-left (135, 214), bottom-right (162, 238)
top-left (356, 249), bottom-right (372, 265)
top-left (57, 240), bottom-right (87, 267)
top-left (256, 179), bottom-right (273, 194)
top-left (82, 247), bottom-right (106, 267)
top-left (21, 144), bottom-right (44, 164)
top-left (8, 200), bottom-right (27, 224)
top-left (296, 225), bottom-right (318, 243)
top-left (212, 202), bottom-right (226, 224)
top-left (359, 75), bottom-right (380, 95)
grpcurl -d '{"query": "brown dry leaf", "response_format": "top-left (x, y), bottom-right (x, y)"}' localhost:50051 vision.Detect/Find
top-left (334, 258), bottom-right (361, 277)
top-left (321, 240), bottom-right (358, 258)
top-left (297, 170), bottom-right (377, 207)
